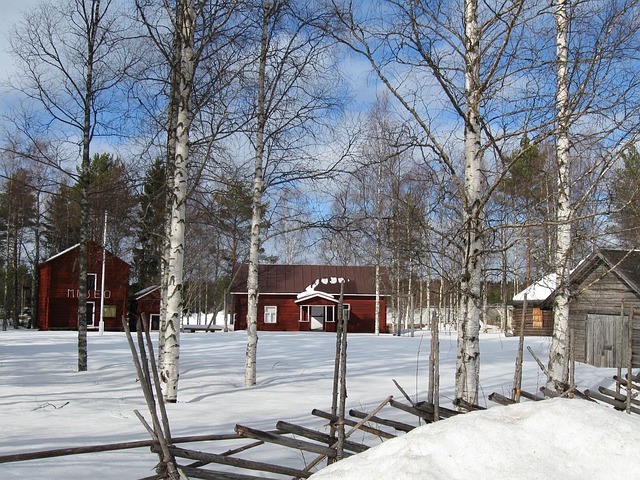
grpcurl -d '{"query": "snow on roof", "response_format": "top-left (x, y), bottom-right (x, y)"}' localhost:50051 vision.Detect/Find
top-left (295, 289), bottom-right (339, 304)
top-left (134, 285), bottom-right (161, 299)
top-left (43, 243), bottom-right (80, 263)
top-left (512, 273), bottom-right (557, 302)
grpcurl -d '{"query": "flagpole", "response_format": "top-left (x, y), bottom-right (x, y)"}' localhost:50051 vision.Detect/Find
top-left (98, 211), bottom-right (107, 335)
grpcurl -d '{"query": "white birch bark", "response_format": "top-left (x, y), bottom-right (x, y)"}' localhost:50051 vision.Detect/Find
top-left (547, 0), bottom-right (571, 389)
top-left (244, 177), bottom-right (262, 387)
top-left (160, 0), bottom-right (195, 402)
top-left (157, 6), bottom-right (182, 376)
top-left (374, 158), bottom-right (382, 335)
top-left (244, 0), bottom-right (270, 388)
top-left (455, 0), bottom-right (483, 406)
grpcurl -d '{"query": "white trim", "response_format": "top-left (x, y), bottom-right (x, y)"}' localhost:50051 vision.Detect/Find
top-left (135, 285), bottom-right (161, 300)
top-left (264, 305), bottom-right (277, 324)
top-left (295, 290), bottom-right (338, 303)
top-left (44, 243), bottom-right (80, 263)
top-left (87, 273), bottom-right (98, 291)
top-left (150, 313), bottom-right (161, 330)
top-left (342, 304), bottom-right (351, 321)
top-left (87, 301), bottom-right (96, 327)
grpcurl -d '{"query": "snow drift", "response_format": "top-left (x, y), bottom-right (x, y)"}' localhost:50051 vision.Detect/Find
top-left (310, 397), bottom-right (640, 479)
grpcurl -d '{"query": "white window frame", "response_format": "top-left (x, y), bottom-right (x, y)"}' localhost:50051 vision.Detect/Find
top-left (150, 313), bottom-right (161, 330)
top-left (87, 301), bottom-right (96, 327)
top-left (342, 304), bottom-right (351, 321)
top-left (87, 273), bottom-right (97, 291)
top-left (264, 306), bottom-right (277, 324)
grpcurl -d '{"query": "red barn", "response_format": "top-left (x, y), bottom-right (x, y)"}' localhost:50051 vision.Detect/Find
top-left (230, 264), bottom-right (388, 333)
top-left (38, 242), bottom-right (130, 331)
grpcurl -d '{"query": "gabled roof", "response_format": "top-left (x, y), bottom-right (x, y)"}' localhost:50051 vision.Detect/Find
top-left (230, 264), bottom-right (387, 296)
top-left (295, 290), bottom-right (339, 304)
top-left (512, 273), bottom-right (557, 303)
top-left (134, 285), bottom-right (161, 300)
top-left (43, 243), bottom-right (81, 263)
top-left (570, 248), bottom-right (640, 296)
top-left (41, 241), bottom-right (131, 267)
top-left (511, 249), bottom-right (640, 305)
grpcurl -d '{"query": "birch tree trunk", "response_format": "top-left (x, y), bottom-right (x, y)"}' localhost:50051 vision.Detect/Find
top-left (374, 158), bottom-right (382, 335)
top-left (244, 0), bottom-right (270, 388)
top-left (77, 0), bottom-right (104, 373)
top-left (455, 0), bottom-right (483, 406)
top-left (3, 228), bottom-right (8, 331)
top-left (160, 0), bottom-right (195, 402)
top-left (157, 0), bottom-right (182, 383)
top-left (547, 0), bottom-right (571, 389)
top-left (30, 190), bottom-right (41, 329)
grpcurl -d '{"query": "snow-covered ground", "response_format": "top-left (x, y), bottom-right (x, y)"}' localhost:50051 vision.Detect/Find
top-left (0, 329), bottom-right (634, 479)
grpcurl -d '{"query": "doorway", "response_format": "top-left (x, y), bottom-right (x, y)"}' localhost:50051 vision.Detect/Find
top-left (310, 306), bottom-right (325, 331)
top-left (586, 313), bottom-right (629, 368)
top-left (87, 302), bottom-right (96, 328)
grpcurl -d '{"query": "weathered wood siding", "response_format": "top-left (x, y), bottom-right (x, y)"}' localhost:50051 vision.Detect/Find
top-left (569, 263), bottom-right (640, 368)
top-left (510, 305), bottom-right (554, 337)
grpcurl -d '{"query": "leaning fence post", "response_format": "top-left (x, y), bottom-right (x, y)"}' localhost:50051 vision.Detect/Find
top-left (627, 308), bottom-right (634, 414)
top-left (512, 294), bottom-right (527, 402)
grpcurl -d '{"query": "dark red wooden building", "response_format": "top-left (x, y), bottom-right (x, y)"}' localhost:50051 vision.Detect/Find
top-left (230, 264), bottom-right (388, 333)
top-left (133, 285), bottom-right (161, 330)
top-left (38, 242), bottom-right (130, 331)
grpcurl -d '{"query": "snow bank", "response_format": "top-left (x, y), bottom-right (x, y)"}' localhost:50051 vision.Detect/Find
top-left (310, 397), bottom-right (640, 479)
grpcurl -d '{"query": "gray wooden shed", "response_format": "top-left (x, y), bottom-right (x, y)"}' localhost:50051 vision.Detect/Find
top-left (568, 249), bottom-right (640, 368)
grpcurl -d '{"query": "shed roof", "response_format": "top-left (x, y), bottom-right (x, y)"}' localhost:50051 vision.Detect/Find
top-left (229, 264), bottom-right (387, 296)
top-left (511, 249), bottom-right (640, 305)
top-left (571, 248), bottom-right (640, 295)
top-left (512, 273), bottom-right (557, 303)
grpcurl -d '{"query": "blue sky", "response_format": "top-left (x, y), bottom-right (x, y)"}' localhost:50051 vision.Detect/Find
top-left (0, 0), bottom-right (41, 104)
top-left (0, 1), bottom-right (40, 78)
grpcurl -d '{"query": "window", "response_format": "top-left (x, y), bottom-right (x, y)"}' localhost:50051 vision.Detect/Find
top-left (532, 308), bottom-right (543, 329)
top-left (150, 314), bottom-right (161, 331)
top-left (87, 302), bottom-right (96, 327)
top-left (342, 304), bottom-right (351, 321)
top-left (87, 273), bottom-right (97, 291)
top-left (264, 306), bottom-right (277, 324)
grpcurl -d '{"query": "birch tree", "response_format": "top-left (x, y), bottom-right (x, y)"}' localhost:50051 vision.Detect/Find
top-left (159, 0), bottom-right (196, 402)
top-left (547, 0), bottom-right (572, 388)
top-left (244, 0), bottom-right (269, 386)
top-left (330, 0), bottom-right (540, 405)
top-left (545, 0), bottom-right (640, 389)
top-left (135, 0), bottom-right (245, 399)
top-left (10, 0), bottom-right (132, 371)
top-left (242, 0), bottom-right (343, 386)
